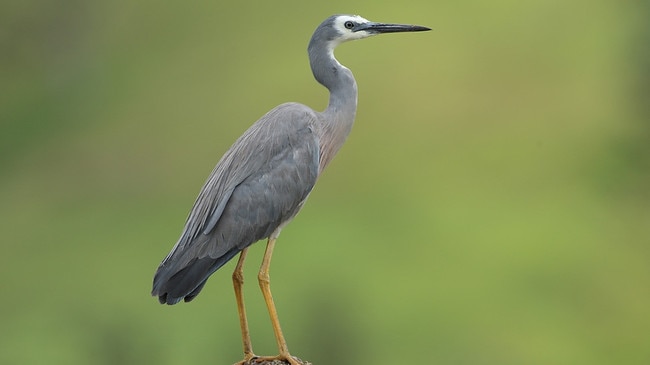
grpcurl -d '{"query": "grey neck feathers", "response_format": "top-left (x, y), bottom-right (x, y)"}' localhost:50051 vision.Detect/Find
top-left (308, 40), bottom-right (358, 170)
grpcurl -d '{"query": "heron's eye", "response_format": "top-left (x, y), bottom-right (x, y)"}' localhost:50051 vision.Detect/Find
top-left (344, 21), bottom-right (355, 29)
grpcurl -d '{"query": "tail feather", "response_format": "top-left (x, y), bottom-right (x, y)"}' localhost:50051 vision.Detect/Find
top-left (152, 247), bottom-right (241, 305)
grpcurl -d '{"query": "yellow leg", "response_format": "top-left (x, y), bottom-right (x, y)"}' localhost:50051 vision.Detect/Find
top-left (255, 237), bottom-right (301, 365)
top-left (232, 248), bottom-right (256, 364)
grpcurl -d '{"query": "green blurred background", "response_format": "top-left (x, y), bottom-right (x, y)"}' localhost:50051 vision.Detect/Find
top-left (1, 0), bottom-right (649, 364)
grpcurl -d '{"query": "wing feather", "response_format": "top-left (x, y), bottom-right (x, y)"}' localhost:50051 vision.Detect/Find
top-left (152, 103), bottom-right (322, 304)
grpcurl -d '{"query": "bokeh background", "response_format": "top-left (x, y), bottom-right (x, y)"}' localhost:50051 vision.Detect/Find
top-left (1, 1), bottom-right (649, 364)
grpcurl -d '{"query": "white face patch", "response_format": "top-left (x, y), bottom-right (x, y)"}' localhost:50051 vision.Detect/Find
top-left (333, 15), bottom-right (373, 42)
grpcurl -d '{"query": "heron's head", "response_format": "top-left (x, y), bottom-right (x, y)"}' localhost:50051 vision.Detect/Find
top-left (318, 14), bottom-right (430, 47)
top-left (307, 14), bottom-right (430, 86)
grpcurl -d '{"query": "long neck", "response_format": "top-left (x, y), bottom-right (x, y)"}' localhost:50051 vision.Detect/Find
top-left (308, 42), bottom-right (358, 171)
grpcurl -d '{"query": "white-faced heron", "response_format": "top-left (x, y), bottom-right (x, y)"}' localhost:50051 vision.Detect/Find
top-left (152, 14), bottom-right (430, 365)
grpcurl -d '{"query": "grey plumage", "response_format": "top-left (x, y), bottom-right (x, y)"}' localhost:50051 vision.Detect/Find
top-left (152, 104), bottom-right (320, 304)
top-left (152, 14), bottom-right (430, 307)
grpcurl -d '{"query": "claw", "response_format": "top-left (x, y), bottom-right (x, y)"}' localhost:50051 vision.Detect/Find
top-left (246, 354), bottom-right (304, 365)
top-left (232, 352), bottom-right (258, 365)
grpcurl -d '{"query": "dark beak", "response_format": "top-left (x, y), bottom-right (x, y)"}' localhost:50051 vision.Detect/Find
top-left (354, 22), bottom-right (431, 34)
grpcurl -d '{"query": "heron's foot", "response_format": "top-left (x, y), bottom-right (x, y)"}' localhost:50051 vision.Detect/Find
top-left (240, 353), bottom-right (307, 365)
top-left (232, 352), bottom-right (258, 365)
